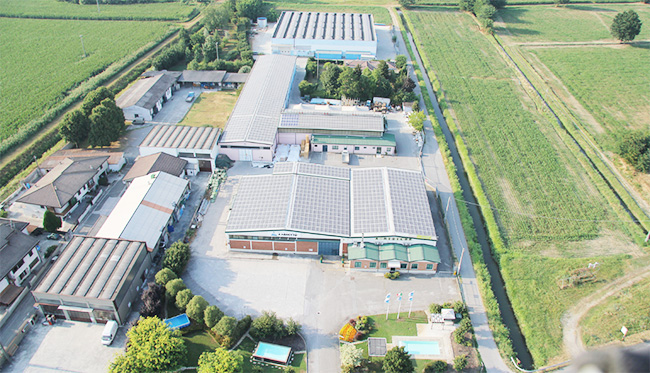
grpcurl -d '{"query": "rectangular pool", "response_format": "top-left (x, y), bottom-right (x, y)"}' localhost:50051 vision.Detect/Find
top-left (253, 342), bottom-right (292, 364)
top-left (399, 340), bottom-right (441, 355)
top-left (164, 314), bottom-right (190, 330)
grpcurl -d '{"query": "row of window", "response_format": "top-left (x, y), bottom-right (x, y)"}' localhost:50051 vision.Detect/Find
top-left (354, 261), bottom-right (434, 270)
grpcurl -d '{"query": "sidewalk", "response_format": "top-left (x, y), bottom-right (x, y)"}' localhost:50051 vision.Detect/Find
top-left (389, 8), bottom-right (511, 373)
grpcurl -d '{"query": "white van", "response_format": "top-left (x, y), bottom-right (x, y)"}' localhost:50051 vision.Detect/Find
top-left (101, 320), bottom-right (118, 346)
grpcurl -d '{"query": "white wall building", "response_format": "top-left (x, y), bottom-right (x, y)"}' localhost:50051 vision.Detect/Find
top-left (271, 11), bottom-right (377, 60)
top-left (116, 74), bottom-right (177, 122)
top-left (0, 219), bottom-right (41, 305)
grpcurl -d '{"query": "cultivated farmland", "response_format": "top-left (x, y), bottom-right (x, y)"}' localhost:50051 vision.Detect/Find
top-left (405, 8), bottom-right (644, 365)
top-left (0, 18), bottom-right (172, 143)
top-left (270, 2), bottom-right (392, 24)
top-left (0, 0), bottom-right (198, 21)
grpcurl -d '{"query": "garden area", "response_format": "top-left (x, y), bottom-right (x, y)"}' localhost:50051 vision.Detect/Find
top-left (178, 91), bottom-right (239, 129)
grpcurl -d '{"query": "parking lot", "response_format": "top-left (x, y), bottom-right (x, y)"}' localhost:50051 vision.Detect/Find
top-left (147, 86), bottom-right (202, 125)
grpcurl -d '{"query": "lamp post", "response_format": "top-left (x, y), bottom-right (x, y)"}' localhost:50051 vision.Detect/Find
top-left (79, 35), bottom-right (87, 58)
top-left (96, 0), bottom-right (100, 13)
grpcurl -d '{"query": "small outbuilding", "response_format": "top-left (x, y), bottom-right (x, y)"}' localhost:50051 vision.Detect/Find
top-left (116, 74), bottom-right (178, 122)
top-left (123, 152), bottom-right (187, 182)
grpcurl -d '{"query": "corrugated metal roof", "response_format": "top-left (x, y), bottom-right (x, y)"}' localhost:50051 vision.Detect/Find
top-left (312, 134), bottom-right (396, 146)
top-left (279, 112), bottom-right (384, 132)
top-left (34, 236), bottom-right (146, 300)
top-left (116, 74), bottom-right (177, 110)
top-left (273, 11), bottom-right (375, 42)
top-left (219, 55), bottom-right (296, 145)
top-left (223, 72), bottom-right (249, 83)
top-left (140, 125), bottom-right (220, 151)
top-left (179, 70), bottom-right (226, 83)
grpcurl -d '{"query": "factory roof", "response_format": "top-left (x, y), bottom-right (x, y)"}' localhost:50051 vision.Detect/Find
top-left (140, 125), bottom-right (220, 151)
top-left (273, 11), bottom-right (375, 42)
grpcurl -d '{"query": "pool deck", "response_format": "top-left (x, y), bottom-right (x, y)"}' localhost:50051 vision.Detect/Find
top-left (387, 323), bottom-right (456, 362)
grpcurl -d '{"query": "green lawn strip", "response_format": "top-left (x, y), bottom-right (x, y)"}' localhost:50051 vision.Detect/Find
top-left (367, 312), bottom-right (427, 342)
top-left (0, 0), bottom-right (199, 21)
top-left (184, 330), bottom-right (220, 367)
top-left (581, 275), bottom-right (650, 346)
top-left (271, 3), bottom-right (392, 25)
top-left (237, 336), bottom-right (307, 372)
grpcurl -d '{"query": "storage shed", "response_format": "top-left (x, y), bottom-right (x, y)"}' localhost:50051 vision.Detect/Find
top-left (116, 74), bottom-right (178, 122)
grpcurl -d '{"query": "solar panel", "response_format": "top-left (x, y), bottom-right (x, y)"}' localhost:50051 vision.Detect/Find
top-left (351, 168), bottom-right (388, 235)
top-left (387, 169), bottom-right (436, 237)
top-left (227, 175), bottom-right (294, 231)
top-left (289, 175), bottom-right (349, 236)
top-left (273, 162), bottom-right (296, 174)
top-left (297, 163), bottom-right (350, 180)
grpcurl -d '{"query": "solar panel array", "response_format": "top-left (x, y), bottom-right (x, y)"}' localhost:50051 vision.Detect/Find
top-left (387, 169), bottom-right (436, 237)
top-left (289, 175), bottom-right (349, 236)
top-left (297, 162), bottom-right (350, 180)
top-left (272, 162), bottom-right (296, 174)
top-left (227, 175), bottom-right (294, 231)
top-left (220, 55), bottom-right (296, 145)
top-left (279, 112), bottom-right (384, 132)
top-left (351, 168), bottom-right (389, 235)
top-left (273, 11), bottom-right (375, 42)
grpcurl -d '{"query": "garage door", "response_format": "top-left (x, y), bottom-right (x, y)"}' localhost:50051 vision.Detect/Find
top-left (318, 241), bottom-right (339, 256)
top-left (239, 149), bottom-right (253, 161)
top-left (199, 160), bottom-right (212, 172)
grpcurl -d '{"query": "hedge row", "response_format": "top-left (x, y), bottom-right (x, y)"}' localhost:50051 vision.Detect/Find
top-left (0, 130), bottom-right (62, 189)
top-left (0, 8), bottom-right (198, 21)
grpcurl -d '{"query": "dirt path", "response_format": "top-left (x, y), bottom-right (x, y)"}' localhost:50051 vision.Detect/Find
top-left (561, 265), bottom-right (650, 357)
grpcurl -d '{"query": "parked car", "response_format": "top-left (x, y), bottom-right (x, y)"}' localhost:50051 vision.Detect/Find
top-left (132, 118), bottom-right (145, 125)
top-left (186, 92), bottom-right (195, 102)
top-left (47, 233), bottom-right (60, 240)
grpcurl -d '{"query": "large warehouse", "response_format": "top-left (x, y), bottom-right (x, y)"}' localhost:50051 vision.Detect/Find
top-left (226, 163), bottom-right (437, 263)
top-left (271, 11), bottom-right (377, 60)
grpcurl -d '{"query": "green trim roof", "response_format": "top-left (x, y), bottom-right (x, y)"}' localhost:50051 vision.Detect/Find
top-left (348, 243), bottom-right (439, 263)
top-left (379, 243), bottom-right (408, 261)
top-left (348, 243), bottom-right (379, 261)
top-left (408, 244), bottom-right (441, 263)
top-left (312, 134), bottom-right (396, 147)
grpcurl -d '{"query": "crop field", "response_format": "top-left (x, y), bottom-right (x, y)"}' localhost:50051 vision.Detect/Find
top-left (405, 8), bottom-right (642, 365)
top-left (0, 0), bottom-right (198, 20)
top-left (581, 275), bottom-right (650, 347)
top-left (0, 18), bottom-right (171, 143)
top-left (270, 2), bottom-right (392, 24)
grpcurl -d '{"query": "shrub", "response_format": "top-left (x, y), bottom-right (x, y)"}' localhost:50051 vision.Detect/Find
top-left (384, 271), bottom-right (401, 280)
top-left (44, 245), bottom-right (57, 258)
top-left (0, 210), bottom-right (7, 218)
top-left (165, 278), bottom-right (186, 298)
top-left (204, 305), bottom-right (224, 329)
top-left (175, 289), bottom-right (193, 311)
top-left (453, 301), bottom-right (467, 315)
top-left (286, 318), bottom-right (301, 336)
top-left (163, 241), bottom-right (191, 275)
top-left (155, 268), bottom-right (177, 286)
top-left (186, 296), bottom-right (209, 324)
top-left (251, 311), bottom-right (286, 341)
top-left (43, 210), bottom-right (61, 233)
top-left (423, 360), bottom-right (447, 373)
top-left (429, 303), bottom-right (442, 314)
top-left (213, 316), bottom-right (237, 340)
top-left (453, 354), bottom-right (468, 371)
top-left (140, 282), bottom-right (164, 318)
top-left (234, 315), bottom-right (252, 342)
top-left (383, 346), bottom-right (414, 373)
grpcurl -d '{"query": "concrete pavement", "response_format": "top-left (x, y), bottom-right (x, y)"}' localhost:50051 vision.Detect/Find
top-left (389, 7), bottom-right (512, 373)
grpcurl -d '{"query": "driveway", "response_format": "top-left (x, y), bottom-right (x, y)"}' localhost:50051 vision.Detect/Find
top-left (184, 170), bottom-right (461, 373)
top-left (148, 87), bottom-right (201, 125)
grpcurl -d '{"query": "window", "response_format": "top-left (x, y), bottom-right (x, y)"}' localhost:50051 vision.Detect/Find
top-left (380, 262), bottom-right (387, 269)
top-left (411, 263), bottom-right (418, 270)
top-left (370, 262), bottom-right (377, 268)
top-left (134, 114), bottom-right (139, 118)
top-left (355, 146), bottom-right (360, 150)
top-left (354, 261), bottom-right (361, 268)
top-left (332, 146), bottom-right (339, 150)
top-left (426, 264), bottom-right (434, 270)
top-left (400, 263), bottom-right (407, 269)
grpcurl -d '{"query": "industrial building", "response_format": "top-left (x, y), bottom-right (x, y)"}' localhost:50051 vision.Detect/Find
top-left (116, 73), bottom-right (178, 122)
top-left (226, 163), bottom-right (437, 262)
top-left (271, 11), bottom-right (377, 60)
top-left (32, 236), bottom-right (151, 324)
top-left (139, 125), bottom-right (221, 174)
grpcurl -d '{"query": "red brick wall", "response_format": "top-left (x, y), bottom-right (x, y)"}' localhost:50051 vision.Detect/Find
top-left (229, 240), bottom-right (251, 250)
top-left (251, 241), bottom-right (273, 251)
top-left (296, 241), bottom-right (317, 253)
top-left (273, 241), bottom-right (296, 252)
top-left (342, 243), bottom-right (348, 255)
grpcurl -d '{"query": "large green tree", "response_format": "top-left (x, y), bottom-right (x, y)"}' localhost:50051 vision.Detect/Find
top-left (251, 310), bottom-right (286, 341)
top-left (163, 241), bottom-right (191, 275)
top-left (43, 210), bottom-right (61, 233)
top-left (320, 62), bottom-right (341, 97)
top-left (203, 4), bottom-right (233, 32)
top-left (236, 0), bottom-right (263, 20)
top-left (89, 98), bottom-right (124, 147)
top-left (611, 10), bottom-right (642, 42)
top-left (59, 109), bottom-right (89, 147)
top-left (338, 66), bottom-right (363, 100)
top-left (197, 347), bottom-right (243, 373)
top-left (81, 87), bottom-right (114, 117)
top-left (186, 295), bottom-right (210, 325)
top-left (408, 110), bottom-right (426, 132)
top-left (109, 317), bottom-right (187, 373)
top-left (383, 346), bottom-right (414, 373)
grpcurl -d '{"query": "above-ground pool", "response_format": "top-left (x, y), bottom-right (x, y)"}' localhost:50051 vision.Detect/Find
top-left (253, 342), bottom-right (292, 365)
top-left (399, 340), bottom-right (441, 355)
top-left (164, 314), bottom-right (191, 330)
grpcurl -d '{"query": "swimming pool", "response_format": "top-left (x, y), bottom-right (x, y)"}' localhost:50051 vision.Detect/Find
top-left (164, 314), bottom-right (190, 330)
top-left (399, 340), bottom-right (441, 355)
top-left (253, 342), bottom-right (292, 364)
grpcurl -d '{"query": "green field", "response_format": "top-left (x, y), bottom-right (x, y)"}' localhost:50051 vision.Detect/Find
top-left (0, 0), bottom-right (198, 20)
top-left (271, 2), bottom-right (392, 24)
top-left (581, 275), bottom-right (650, 346)
top-left (0, 18), bottom-right (171, 143)
top-left (415, 0), bottom-right (637, 5)
top-left (405, 8), bottom-right (642, 365)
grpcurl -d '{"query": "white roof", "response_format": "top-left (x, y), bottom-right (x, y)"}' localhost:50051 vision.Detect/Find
top-left (97, 172), bottom-right (188, 249)
top-left (219, 55), bottom-right (297, 145)
top-left (140, 125), bottom-right (220, 151)
top-left (273, 11), bottom-right (376, 42)
top-left (279, 112), bottom-right (384, 133)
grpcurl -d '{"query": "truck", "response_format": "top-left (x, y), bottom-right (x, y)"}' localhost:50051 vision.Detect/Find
top-left (101, 320), bottom-right (118, 346)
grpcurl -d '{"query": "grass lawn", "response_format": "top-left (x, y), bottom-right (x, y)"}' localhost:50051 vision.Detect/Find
top-left (179, 90), bottom-right (239, 129)
top-left (184, 330), bottom-right (219, 367)
top-left (270, 3), bottom-right (392, 25)
top-left (0, 0), bottom-right (198, 20)
top-left (581, 275), bottom-right (650, 347)
top-left (237, 336), bottom-right (307, 372)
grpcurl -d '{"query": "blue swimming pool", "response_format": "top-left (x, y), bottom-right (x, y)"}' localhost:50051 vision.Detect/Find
top-left (399, 340), bottom-right (441, 355)
top-left (164, 314), bottom-right (190, 330)
top-left (253, 342), bottom-right (292, 364)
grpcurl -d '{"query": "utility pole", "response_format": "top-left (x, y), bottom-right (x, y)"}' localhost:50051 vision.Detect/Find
top-left (79, 35), bottom-right (87, 58)
top-left (96, 0), bottom-right (100, 13)
top-left (216, 41), bottom-right (219, 60)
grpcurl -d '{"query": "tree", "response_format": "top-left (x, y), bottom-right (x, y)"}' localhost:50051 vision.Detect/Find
top-left (298, 80), bottom-right (317, 96)
top-left (371, 69), bottom-right (393, 98)
top-left (285, 318), bottom-right (301, 336)
top-left (236, 0), bottom-right (263, 20)
top-left (398, 0), bottom-right (415, 8)
top-left (186, 295), bottom-right (209, 324)
top-left (238, 65), bottom-right (251, 73)
top-left (490, 0), bottom-right (507, 8)
top-left (611, 10), bottom-right (642, 42)
top-left (423, 360), bottom-right (447, 373)
top-left (383, 346), bottom-right (414, 373)
top-left (59, 109), bottom-right (89, 147)
top-left (408, 110), bottom-right (426, 132)
top-left (453, 354), bottom-right (468, 370)
top-left (340, 343), bottom-right (363, 369)
top-left (395, 55), bottom-right (407, 70)
top-left (163, 241), bottom-right (191, 275)
top-left (213, 316), bottom-right (238, 339)
top-left (198, 347), bottom-right (243, 373)
top-left (81, 87), bottom-right (114, 117)
top-left (203, 35), bottom-right (218, 62)
top-left (305, 58), bottom-right (318, 79)
top-left (155, 268), bottom-right (177, 286)
top-left (176, 289), bottom-right (193, 311)
top-left (89, 98), bottom-right (124, 147)
top-left (251, 310), bottom-right (286, 341)
top-left (165, 278), bottom-right (187, 299)
top-left (108, 317), bottom-right (187, 373)
top-left (204, 305), bottom-right (224, 329)
top-left (320, 62), bottom-right (341, 97)
top-left (203, 4), bottom-right (233, 32)
top-left (43, 210), bottom-right (62, 233)
top-left (140, 282), bottom-right (164, 318)
top-left (459, 0), bottom-right (475, 12)
top-left (617, 131), bottom-right (650, 170)
top-left (338, 67), bottom-right (362, 99)
top-left (402, 77), bottom-right (416, 92)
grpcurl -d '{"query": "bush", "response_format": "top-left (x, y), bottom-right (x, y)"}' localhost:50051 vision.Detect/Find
top-left (298, 80), bottom-right (316, 96)
top-left (384, 271), bottom-right (401, 280)
top-left (233, 315), bottom-right (252, 342)
top-left (251, 311), bottom-right (286, 341)
top-left (453, 301), bottom-right (467, 315)
top-left (140, 282), bottom-right (164, 318)
top-left (43, 210), bottom-right (61, 233)
top-left (284, 367), bottom-right (296, 373)
top-left (395, 55), bottom-right (407, 70)
top-left (429, 303), bottom-right (442, 314)
top-left (204, 305), bottom-right (224, 329)
top-left (423, 360), bottom-right (447, 373)
top-left (186, 295), bottom-right (209, 324)
top-left (176, 289), bottom-right (194, 311)
top-left (453, 354), bottom-right (468, 371)
top-left (165, 278), bottom-right (186, 298)
top-left (213, 316), bottom-right (237, 340)
top-left (44, 245), bottom-right (57, 258)
top-left (155, 268), bottom-right (177, 286)
top-left (383, 346), bottom-right (414, 373)
top-left (163, 241), bottom-right (191, 276)
top-left (285, 317), bottom-right (301, 336)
